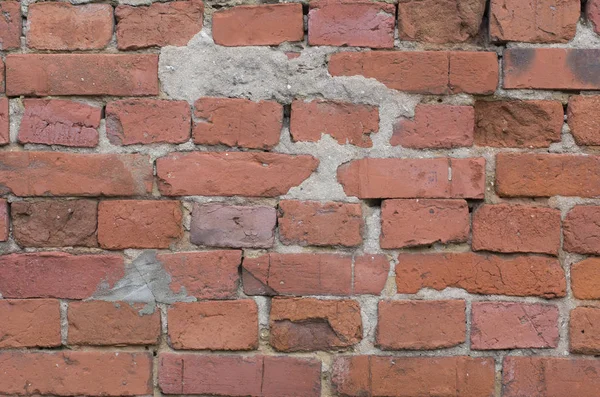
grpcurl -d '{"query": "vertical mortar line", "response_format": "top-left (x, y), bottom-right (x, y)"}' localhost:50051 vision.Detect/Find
top-left (155, 302), bottom-right (169, 397)
top-left (59, 299), bottom-right (69, 346)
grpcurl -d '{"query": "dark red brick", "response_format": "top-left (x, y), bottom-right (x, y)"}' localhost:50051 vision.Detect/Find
top-left (11, 199), bottom-right (98, 248)
top-left (475, 100), bottom-right (564, 148)
top-left (270, 297), bottom-right (362, 351)
top-left (397, 0), bottom-right (486, 43)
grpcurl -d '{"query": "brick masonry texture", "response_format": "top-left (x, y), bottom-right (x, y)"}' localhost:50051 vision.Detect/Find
top-left (1, 0), bottom-right (600, 395)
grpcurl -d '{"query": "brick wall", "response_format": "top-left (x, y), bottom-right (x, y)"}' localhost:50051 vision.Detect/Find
top-left (1, 0), bottom-right (600, 396)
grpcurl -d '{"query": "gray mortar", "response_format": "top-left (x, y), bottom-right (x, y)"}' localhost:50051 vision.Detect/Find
top-left (92, 250), bottom-right (195, 314)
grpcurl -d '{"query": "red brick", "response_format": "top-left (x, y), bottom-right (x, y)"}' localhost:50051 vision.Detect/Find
top-left (270, 297), bottom-right (362, 351)
top-left (564, 206), bottom-right (600, 255)
top-left (190, 203), bottom-right (276, 248)
top-left (308, 1), bottom-right (394, 48)
top-left (396, 253), bottom-right (566, 298)
top-left (27, 3), bottom-right (113, 50)
top-left (496, 153), bottom-right (600, 197)
top-left (472, 204), bottom-right (561, 255)
top-left (568, 95), bottom-right (600, 145)
top-left (0, 351), bottom-right (152, 396)
top-left (503, 356), bottom-right (600, 397)
top-left (159, 354), bottom-right (321, 396)
top-left (68, 301), bottom-right (160, 346)
top-left (290, 100), bottom-right (379, 147)
top-left (570, 306), bottom-right (600, 354)
top-left (397, 0), bottom-right (486, 43)
top-left (475, 100), bottom-right (563, 147)
top-left (106, 99), bottom-right (191, 145)
top-left (331, 51), bottom-right (497, 94)
top-left (337, 157), bottom-right (485, 199)
top-left (168, 300), bottom-right (258, 350)
top-left (0, 2), bottom-right (21, 50)
top-left (490, 0), bottom-right (579, 43)
top-left (391, 104), bottom-right (474, 148)
top-left (332, 356), bottom-right (495, 397)
top-left (278, 200), bottom-right (363, 247)
top-left (353, 254), bottom-right (389, 295)
top-left (589, 0), bottom-right (600, 35)
top-left (212, 4), bottom-right (303, 46)
top-left (156, 152), bottom-right (318, 197)
top-left (380, 199), bottom-right (470, 249)
top-left (449, 52), bottom-right (499, 94)
top-left (504, 48), bottom-right (600, 90)
top-left (262, 356), bottom-right (322, 397)
top-left (11, 199), bottom-right (98, 248)
top-left (0, 253), bottom-right (124, 299)
top-left (116, 0), bottom-right (203, 50)
top-left (472, 302), bottom-right (559, 350)
top-left (0, 199), bottom-right (7, 242)
top-left (242, 253), bottom-right (352, 296)
top-left (158, 250), bottom-right (241, 299)
top-left (0, 152), bottom-right (152, 197)
top-left (571, 258), bottom-right (600, 300)
top-left (376, 300), bottom-right (466, 350)
top-left (0, 97), bottom-right (8, 145)
top-left (329, 51), bottom-right (449, 94)
top-left (160, 354), bottom-right (262, 395)
top-left (193, 97), bottom-right (282, 149)
top-left (98, 200), bottom-right (182, 250)
top-left (6, 54), bottom-right (158, 96)
top-left (0, 299), bottom-right (61, 348)
top-left (18, 99), bottom-right (101, 147)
